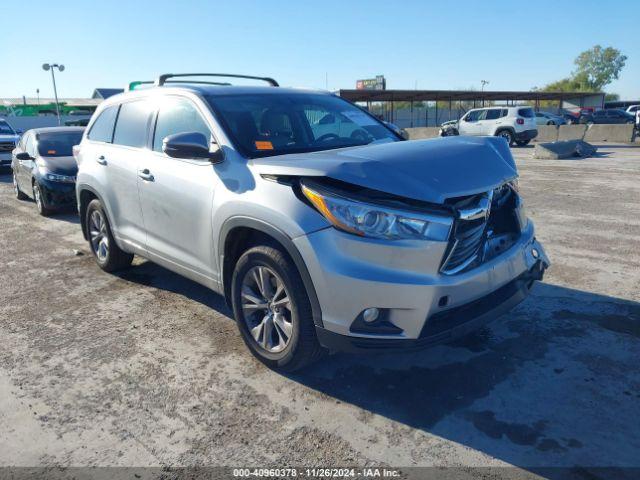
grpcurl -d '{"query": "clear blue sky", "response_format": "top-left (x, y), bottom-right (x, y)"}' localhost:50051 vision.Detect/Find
top-left (1, 0), bottom-right (638, 99)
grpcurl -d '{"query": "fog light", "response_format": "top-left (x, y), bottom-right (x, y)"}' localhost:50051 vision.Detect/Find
top-left (362, 308), bottom-right (380, 323)
top-left (531, 248), bottom-right (540, 259)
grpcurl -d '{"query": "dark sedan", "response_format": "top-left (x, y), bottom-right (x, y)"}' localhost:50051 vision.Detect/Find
top-left (12, 127), bottom-right (84, 216)
top-left (579, 109), bottom-right (636, 125)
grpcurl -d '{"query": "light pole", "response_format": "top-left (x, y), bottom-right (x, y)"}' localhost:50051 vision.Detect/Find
top-left (36, 88), bottom-right (40, 105)
top-left (42, 63), bottom-right (65, 125)
top-left (480, 80), bottom-right (489, 106)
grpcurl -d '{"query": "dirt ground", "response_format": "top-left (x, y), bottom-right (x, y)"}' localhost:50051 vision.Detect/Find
top-left (0, 144), bottom-right (639, 479)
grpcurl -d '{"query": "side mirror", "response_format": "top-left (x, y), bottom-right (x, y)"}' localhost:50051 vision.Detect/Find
top-left (162, 132), bottom-right (223, 163)
top-left (383, 121), bottom-right (409, 140)
top-left (16, 152), bottom-right (32, 161)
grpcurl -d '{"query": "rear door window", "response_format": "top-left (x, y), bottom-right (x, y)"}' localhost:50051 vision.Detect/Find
top-left (485, 109), bottom-right (502, 120)
top-left (87, 106), bottom-right (118, 143)
top-left (113, 100), bottom-right (152, 148)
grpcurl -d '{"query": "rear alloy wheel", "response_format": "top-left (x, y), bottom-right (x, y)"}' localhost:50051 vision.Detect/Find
top-left (86, 199), bottom-right (133, 272)
top-left (33, 183), bottom-right (53, 216)
top-left (497, 130), bottom-right (514, 146)
top-left (13, 171), bottom-right (28, 200)
top-left (231, 245), bottom-right (324, 371)
top-left (547, 120), bottom-right (555, 125)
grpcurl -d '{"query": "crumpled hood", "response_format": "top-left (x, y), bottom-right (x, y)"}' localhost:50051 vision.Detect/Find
top-left (251, 136), bottom-right (518, 204)
top-left (40, 155), bottom-right (78, 176)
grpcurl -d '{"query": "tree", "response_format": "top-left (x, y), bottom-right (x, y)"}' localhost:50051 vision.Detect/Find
top-left (537, 45), bottom-right (626, 94)
top-left (573, 45), bottom-right (627, 91)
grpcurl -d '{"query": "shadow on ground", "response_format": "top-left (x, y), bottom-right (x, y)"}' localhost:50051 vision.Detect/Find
top-left (118, 260), bottom-right (640, 475)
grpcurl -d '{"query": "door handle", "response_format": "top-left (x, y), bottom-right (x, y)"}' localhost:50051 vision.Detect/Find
top-left (138, 169), bottom-right (154, 182)
top-left (96, 155), bottom-right (107, 165)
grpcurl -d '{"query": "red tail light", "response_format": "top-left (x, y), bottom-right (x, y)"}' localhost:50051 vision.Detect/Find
top-left (516, 118), bottom-right (524, 125)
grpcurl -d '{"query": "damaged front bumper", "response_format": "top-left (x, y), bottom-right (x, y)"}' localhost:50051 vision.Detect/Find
top-left (294, 221), bottom-right (549, 353)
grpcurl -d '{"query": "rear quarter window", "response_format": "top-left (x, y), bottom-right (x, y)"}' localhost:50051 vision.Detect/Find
top-left (518, 108), bottom-right (534, 118)
top-left (88, 106), bottom-right (118, 143)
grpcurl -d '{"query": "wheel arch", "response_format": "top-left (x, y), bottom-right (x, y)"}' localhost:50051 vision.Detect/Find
top-left (77, 185), bottom-right (112, 241)
top-left (219, 217), bottom-right (323, 328)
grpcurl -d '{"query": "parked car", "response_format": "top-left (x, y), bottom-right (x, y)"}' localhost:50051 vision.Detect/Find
top-left (439, 119), bottom-right (459, 136)
top-left (0, 119), bottom-right (20, 170)
top-left (74, 73), bottom-right (549, 371)
top-left (579, 109), bottom-right (636, 125)
top-left (443, 106), bottom-right (538, 146)
top-left (625, 105), bottom-right (639, 117)
top-left (534, 111), bottom-right (566, 126)
top-left (12, 127), bottom-right (84, 216)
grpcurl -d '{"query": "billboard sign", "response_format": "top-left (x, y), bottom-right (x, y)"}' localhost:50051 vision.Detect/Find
top-left (356, 75), bottom-right (386, 91)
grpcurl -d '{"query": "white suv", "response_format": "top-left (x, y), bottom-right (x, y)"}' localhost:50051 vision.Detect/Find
top-left (446, 106), bottom-right (538, 146)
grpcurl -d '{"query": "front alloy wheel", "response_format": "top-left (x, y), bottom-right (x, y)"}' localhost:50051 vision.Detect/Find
top-left (33, 183), bottom-right (52, 216)
top-left (241, 265), bottom-right (293, 353)
top-left (231, 245), bottom-right (324, 371)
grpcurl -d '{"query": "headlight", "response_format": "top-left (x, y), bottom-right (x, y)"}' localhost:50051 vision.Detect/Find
top-left (44, 172), bottom-right (76, 183)
top-left (301, 182), bottom-right (452, 241)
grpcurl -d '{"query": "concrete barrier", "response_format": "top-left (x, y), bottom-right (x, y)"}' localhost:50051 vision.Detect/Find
top-left (533, 125), bottom-right (558, 143)
top-left (534, 140), bottom-right (597, 160)
top-left (558, 125), bottom-right (587, 141)
top-left (584, 124), bottom-right (636, 143)
top-left (405, 127), bottom-right (441, 140)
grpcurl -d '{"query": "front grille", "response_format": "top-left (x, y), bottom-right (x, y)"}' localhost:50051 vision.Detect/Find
top-left (0, 142), bottom-right (14, 152)
top-left (441, 184), bottom-right (519, 275)
top-left (441, 217), bottom-right (487, 274)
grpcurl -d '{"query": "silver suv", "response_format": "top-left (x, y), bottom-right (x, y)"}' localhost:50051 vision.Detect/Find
top-left (75, 73), bottom-right (549, 371)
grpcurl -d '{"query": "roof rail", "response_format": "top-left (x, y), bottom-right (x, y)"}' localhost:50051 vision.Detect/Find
top-left (155, 73), bottom-right (279, 87)
top-left (127, 80), bottom-right (154, 91)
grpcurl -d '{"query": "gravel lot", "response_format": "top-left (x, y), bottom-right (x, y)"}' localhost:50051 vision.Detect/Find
top-left (0, 144), bottom-right (639, 478)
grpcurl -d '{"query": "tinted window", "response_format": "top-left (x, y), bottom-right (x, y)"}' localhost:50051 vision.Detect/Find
top-left (206, 93), bottom-right (398, 158)
top-left (153, 97), bottom-right (211, 153)
top-left (0, 121), bottom-right (15, 135)
top-left (518, 108), bottom-right (534, 118)
top-left (465, 110), bottom-right (482, 121)
top-left (501, 109), bottom-right (508, 117)
top-left (87, 106), bottom-right (118, 143)
top-left (113, 101), bottom-right (152, 148)
top-left (24, 133), bottom-right (35, 156)
top-left (485, 109), bottom-right (501, 120)
top-left (37, 131), bottom-right (84, 157)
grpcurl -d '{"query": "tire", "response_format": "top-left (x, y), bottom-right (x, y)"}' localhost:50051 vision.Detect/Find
top-left (85, 199), bottom-right (133, 272)
top-left (13, 171), bottom-right (28, 200)
top-left (33, 183), bottom-right (53, 216)
top-left (231, 245), bottom-right (324, 371)
top-left (515, 140), bottom-right (530, 147)
top-left (546, 121), bottom-right (555, 125)
top-left (496, 129), bottom-right (514, 146)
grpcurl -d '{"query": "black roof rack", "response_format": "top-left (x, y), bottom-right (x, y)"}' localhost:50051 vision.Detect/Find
top-left (155, 73), bottom-right (279, 87)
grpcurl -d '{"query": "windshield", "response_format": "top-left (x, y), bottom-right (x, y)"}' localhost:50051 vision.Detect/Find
top-left (0, 121), bottom-right (15, 135)
top-left (37, 131), bottom-right (83, 157)
top-left (206, 93), bottom-right (399, 158)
